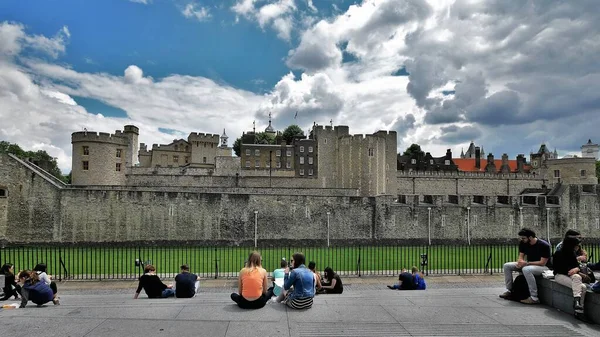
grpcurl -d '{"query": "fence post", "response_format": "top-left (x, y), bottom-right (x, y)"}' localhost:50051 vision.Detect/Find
top-left (357, 246), bottom-right (361, 277)
top-left (214, 248), bottom-right (219, 279)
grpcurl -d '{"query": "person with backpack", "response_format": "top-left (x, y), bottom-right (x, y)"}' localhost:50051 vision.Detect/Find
top-left (553, 236), bottom-right (588, 316)
top-left (17, 270), bottom-right (55, 308)
top-left (499, 228), bottom-right (551, 304)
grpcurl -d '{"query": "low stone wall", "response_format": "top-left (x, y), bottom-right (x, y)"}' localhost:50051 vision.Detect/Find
top-left (537, 277), bottom-right (600, 324)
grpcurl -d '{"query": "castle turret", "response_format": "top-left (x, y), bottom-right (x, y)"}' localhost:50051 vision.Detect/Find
top-left (581, 139), bottom-right (599, 160)
top-left (123, 125), bottom-right (139, 166)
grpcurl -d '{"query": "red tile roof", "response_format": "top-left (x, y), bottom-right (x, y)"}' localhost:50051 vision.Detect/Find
top-left (452, 158), bottom-right (530, 173)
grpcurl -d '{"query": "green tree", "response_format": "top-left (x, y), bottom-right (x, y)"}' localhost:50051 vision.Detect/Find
top-left (255, 132), bottom-right (276, 145)
top-left (233, 137), bottom-right (241, 157)
top-left (282, 124), bottom-right (304, 144)
top-left (0, 141), bottom-right (66, 183)
top-left (596, 160), bottom-right (600, 179)
top-left (402, 143), bottom-right (425, 157)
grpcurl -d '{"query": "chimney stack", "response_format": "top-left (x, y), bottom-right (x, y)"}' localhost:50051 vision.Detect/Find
top-left (516, 154), bottom-right (524, 173)
top-left (500, 153), bottom-right (510, 173)
top-left (475, 147), bottom-right (481, 169)
top-left (485, 153), bottom-right (496, 173)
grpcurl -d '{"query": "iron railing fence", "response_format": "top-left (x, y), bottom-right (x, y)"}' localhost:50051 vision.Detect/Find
top-left (1, 243), bottom-right (598, 281)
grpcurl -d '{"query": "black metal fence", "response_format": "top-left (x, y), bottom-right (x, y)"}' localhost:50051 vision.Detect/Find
top-left (1, 243), bottom-right (598, 281)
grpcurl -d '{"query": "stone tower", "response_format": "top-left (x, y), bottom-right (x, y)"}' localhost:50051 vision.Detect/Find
top-left (71, 126), bottom-right (135, 185)
top-left (581, 139), bottom-right (599, 160)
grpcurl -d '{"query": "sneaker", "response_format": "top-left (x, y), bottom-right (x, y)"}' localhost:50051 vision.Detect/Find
top-left (499, 291), bottom-right (512, 299)
top-left (53, 298), bottom-right (60, 305)
top-left (520, 297), bottom-right (540, 304)
top-left (387, 285), bottom-right (395, 290)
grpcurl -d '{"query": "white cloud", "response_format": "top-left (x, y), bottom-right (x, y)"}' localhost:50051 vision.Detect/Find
top-left (0, 22), bottom-right (69, 58)
top-left (231, 0), bottom-right (297, 41)
top-left (182, 3), bottom-right (212, 22)
top-left (0, 22), bottom-right (262, 173)
top-left (129, 0), bottom-right (150, 4)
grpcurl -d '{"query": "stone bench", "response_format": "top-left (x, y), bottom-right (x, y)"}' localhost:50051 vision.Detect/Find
top-left (537, 276), bottom-right (600, 324)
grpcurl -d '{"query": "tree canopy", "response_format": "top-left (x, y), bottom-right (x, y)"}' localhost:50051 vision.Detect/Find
top-left (0, 141), bottom-right (67, 183)
top-left (282, 125), bottom-right (304, 144)
top-left (402, 143), bottom-right (425, 157)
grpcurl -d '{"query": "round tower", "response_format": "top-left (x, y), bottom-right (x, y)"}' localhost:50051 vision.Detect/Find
top-left (71, 127), bottom-right (130, 185)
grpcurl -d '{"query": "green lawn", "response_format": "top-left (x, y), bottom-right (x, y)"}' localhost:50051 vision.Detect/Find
top-left (0, 245), bottom-right (527, 280)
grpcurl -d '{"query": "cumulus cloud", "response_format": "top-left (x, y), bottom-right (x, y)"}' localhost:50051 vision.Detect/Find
top-left (129, 0), bottom-right (150, 4)
top-left (0, 21), bottom-right (262, 172)
top-left (181, 3), bottom-right (212, 21)
top-left (231, 0), bottom-right (296, 41)
top-left (0, 22), bottom-right (69, 58)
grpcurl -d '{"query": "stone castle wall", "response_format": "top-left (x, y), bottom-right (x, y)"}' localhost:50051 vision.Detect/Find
top-left (2, 153), bottom-right (599, 245)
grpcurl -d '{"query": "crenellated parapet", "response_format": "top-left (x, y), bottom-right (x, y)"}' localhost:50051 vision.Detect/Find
top-left (71, 131), bottom-right (129, 146)
top-left (188, 133), bottom-right (220, 142)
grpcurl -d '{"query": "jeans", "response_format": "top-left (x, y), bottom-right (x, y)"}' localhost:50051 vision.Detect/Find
top-left (0, 284), bottom-right (22, 300)
top-left (554, 274), bottom-right (586, 309)
top-left (231, 289), bottom-right (273, 309)
top-left (162, 288), bottom-right (175, 298)
top-left (504, 262), bottom-right (548, 300)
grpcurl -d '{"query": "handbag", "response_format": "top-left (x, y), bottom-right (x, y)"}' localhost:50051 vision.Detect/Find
top-left (579, 263), bottom-right (595, 283)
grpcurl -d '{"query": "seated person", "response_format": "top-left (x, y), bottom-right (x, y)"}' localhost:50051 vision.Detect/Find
top-left (553, 236), bottom-right (588, 316)
top-left (17, 270), bottom-right (55, 308)
top-left (556, 229), bottom-right (587, 263)
top-left (271, 258), bottom-right (287, 297)
top-left (174, 264), bottom-right (200, 298)
top-left (0, 263), bottom-right (21, 301)
top-left (134, 264), bottom-right (174, 299)
top-left (388, 270), bottom-right (417, 290)
top-left (320, 267), bottom-right (343, 294)
top-left (33, 263), bottom-right (60, 305)
top-left (308, 261), bottom-right (323, 294)
top-left (411, 266), bottom-right (426, 290)
top-left (499, 228), bottom-right (550, 304)
top-left (282, 252), bottom-right (315, 309)
top-left (230, 251), bottom-right (273, 309)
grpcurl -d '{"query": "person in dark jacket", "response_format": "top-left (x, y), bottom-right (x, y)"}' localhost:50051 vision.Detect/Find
top-left (17, 270), bottom-right (55, 308)
top-left (552, 236), bottom-right (587, 315)
top-left (0, 263), bottom-right (21, 301)
top-left (388, 270), bottom-right (417, 290)
top-left (134, 264), bottom-right (174, 299)
top-left (33, 263), bottom-right (59, 305)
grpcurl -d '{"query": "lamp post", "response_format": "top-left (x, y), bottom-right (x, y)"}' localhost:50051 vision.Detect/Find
top-left (254, 210), bottom-right (258, 248)
top-left (519, 206), bottom-right (523, 228)
top-left (546, 207), bottom-right (551, 246)
top-left (466, 206), bottom-right (471, 245)
top-left (427, 207), bottom-right (432, 246)
top-left (326, 211), bottom-right (331, 247)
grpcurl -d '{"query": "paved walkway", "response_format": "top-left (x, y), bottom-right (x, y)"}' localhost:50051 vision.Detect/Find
top-left (1, 276), bottom-right (598, 336)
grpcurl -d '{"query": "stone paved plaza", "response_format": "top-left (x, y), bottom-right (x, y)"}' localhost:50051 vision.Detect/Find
top-left (1, 276), bottom-right (599, 337)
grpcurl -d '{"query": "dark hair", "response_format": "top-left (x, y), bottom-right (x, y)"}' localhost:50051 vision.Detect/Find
top-left (411, 266), bottom-right (419, 273)
top-left (562, 235), bottom-right (581, 253)
top-left (324, 267), bottom-right (334, 279)
top-left (308, 261), bottom-right (316, 271)
top-left (518, 228), bottom-right (536, 238)
top-left (291, 252), bottom-right (305, 268)
top-left (564, 229), bottom-right (581, 238)
top-left (33, 263), bottom-right (47, 273)
top-left (0, 263), bottom-right (14, 275)
top-left (180, 264), bottom-right (190, 271)
top-left (144, 264), bottom-right (156, 273)
top-left (280, 258), bottom-right (288, 268)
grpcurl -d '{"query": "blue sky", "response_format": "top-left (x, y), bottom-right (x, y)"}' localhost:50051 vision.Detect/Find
top-left (1, 0), bottom-right (599, 172)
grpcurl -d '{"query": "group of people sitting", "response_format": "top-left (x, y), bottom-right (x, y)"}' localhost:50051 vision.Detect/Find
top-left (1, 263), bottom-right (60, 308)
top-left (500, 228), bottom-right (599, 318)
top-left (134, 264), bottom-right (200, 299)
top-left (230, 251), bottom-right (343, 310)
top-left (387, 266), bottom-right (427, 290)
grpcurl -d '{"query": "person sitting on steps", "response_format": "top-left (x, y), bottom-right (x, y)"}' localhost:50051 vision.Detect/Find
top-left (556, 229), bottom-right (587, 263)
top-left (230, 251), bottom-right (273, 309)
top-left (320, 267), bottom-right (343, 294)
top-left (388, 269), bottom-right (417, 290)
top-left (17, 270), bottom-right (55, 308)
top-left (553, 235), bottom-right (588, 317)
top-left (411, 266), bottom-right (426, 290)
top-left (308, 261), bottom-right (323, 294)
top-left (134, 264), bottom-right (174, 299)
top-left (0, 263), bottom-right (21, 301)
top-left (499, 228), bottom-right (550, 304)
top-left (174, 264), bottom-right (200, 298)
top-left (33, 263), bottom-right (60, 305)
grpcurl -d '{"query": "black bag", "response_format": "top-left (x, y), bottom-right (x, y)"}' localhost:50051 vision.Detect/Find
top-left (511, 274), bottom-right (530, 301)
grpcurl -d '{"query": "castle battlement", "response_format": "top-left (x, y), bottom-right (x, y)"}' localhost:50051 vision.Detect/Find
top-left (188, 133), bottom-right (220, 141)
top-left (71, 131), bottom-right (129, 145)
top-left (397, 170), bottom-right (539, 179)
top-left (313, 125), bottom-right (350, 133)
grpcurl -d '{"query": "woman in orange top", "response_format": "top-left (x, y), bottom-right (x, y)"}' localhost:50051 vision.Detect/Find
top-left (230, 251), bottom-right (273, 309)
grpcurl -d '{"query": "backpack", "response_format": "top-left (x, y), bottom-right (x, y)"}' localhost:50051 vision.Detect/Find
top-left (591, 281), bottom-right (600, 294)
top-left (511, 274), bottom-right (530, 301)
